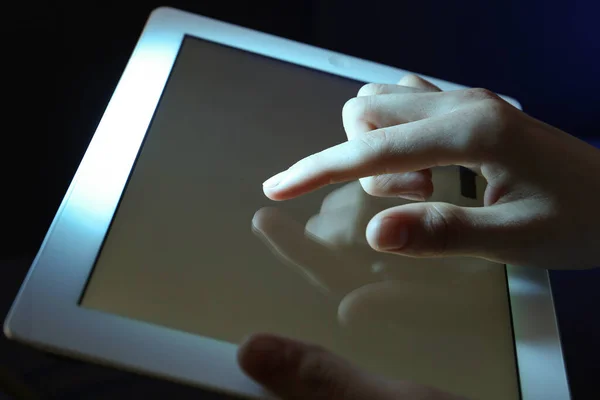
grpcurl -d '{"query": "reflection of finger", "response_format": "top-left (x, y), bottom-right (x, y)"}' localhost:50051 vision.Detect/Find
top-left (337, 279), bottom-right (494, 330)
top-left (337, 281), bottom-right (451, 328)
top-left (305, 206), bottom-right (370, 247)
top-left (398, 74), bottom-right (442, 91)
top-left (252, 207), bottom-right (334, 291)
top-left (318, 181), bottom-right (366, 214)
top-left (252, 208), bottom-right (369, 294)
top-left (368, 256), bottom-right (490, 284)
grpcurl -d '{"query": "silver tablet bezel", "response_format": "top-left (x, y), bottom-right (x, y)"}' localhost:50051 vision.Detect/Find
top-left (4, 7), bottom-right (570, 400)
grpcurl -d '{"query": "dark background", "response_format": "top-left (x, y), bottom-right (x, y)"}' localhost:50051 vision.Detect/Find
top-left (2, 1), bottom-right (599, 399)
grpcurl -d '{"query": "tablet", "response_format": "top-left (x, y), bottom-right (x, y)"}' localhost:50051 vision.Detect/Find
top-left (4, 7), bottom-right (570, 400)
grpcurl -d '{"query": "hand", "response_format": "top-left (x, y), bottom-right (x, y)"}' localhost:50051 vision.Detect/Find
top-left (261, 75), bottom-right (600, 269)
top-left (238, 333), bottom-right (468, 400)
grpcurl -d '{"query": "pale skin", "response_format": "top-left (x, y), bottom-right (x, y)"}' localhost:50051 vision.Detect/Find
top-left (236, 75), bottom-right (600, 399)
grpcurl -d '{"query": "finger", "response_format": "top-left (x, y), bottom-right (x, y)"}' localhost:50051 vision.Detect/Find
top-left (398, 74), bottom-right (442, 91)
top-left (355, 76), bottom-right (441, 98)
top-left (351, 80), bottom-right (439, 200)
top-left (238, 333), bottom-right (459, 400)
top-left (238, 333), bottom-right (380, 400)
top-left (253, 207), bottom-right (331, 263)
top-left (365, 200), bottom-right (530, 260)
top-left (340, 91), bottom-right (474, 201)
top-left (306, 207), bottom-right (362, 247)
top-left (344, 87), bottom-right (501, 138)
top-left (262, 113), bottom-right (478, 200)
top-left (338, 280), bottom-right (442, 328)
top-left (342, 91), bottom-right (458, 136)
top-left (252, 207), bottom-right (337, 290)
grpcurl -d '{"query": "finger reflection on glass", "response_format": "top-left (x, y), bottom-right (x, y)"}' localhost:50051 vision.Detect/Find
top-left (252, 206), bottom-right (377, 297)
top-left (252, 175), bottom-right (499, 330)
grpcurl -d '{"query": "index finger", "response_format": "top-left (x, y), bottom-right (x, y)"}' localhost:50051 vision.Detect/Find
top-left (263, 113), bottom-right (476, 201)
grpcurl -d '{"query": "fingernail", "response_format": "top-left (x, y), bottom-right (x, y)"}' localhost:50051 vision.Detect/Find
top-left (263, 171), bottom-right (288, 188)
top-left (401, 193), bottom-right (425, 201)
top-left (239, 335), bottom-right (286, 379)
top-left (368, 218), bottom-right (409, 251)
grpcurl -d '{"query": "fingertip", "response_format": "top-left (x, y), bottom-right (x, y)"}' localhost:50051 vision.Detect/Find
top-left (262, 170), bottom-right (313, 201)
top-left (263, 170), bottom-right (297, 200)
top-left (237, 334), bottom-right (253, 366)
top-left (251, 207), bottom-right (281, 233)
top-left (252, 206), bottom-right (276, 220)
top-left (365, 218), bottom-right (379, 250)
top-left (366, 217), bottom-right (409, 252)
top-left (304, 214), bottom-right (321, 236)
top-left (262, 188), bottom-right (285, 201)
top-left (263, 181), bottom-right (324, 201)
top-left (262, 171), bottom-right (288, 189)
top-left (237, 333), bottom-right (287, 382)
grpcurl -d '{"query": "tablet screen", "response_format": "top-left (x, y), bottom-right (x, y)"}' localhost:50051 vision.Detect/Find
top-left (80, 36), bottom-right (520, 399)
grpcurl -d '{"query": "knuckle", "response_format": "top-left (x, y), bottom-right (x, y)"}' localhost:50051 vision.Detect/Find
top-left (342, 96), bottom-right (370, 121)
top-left (362, 175), bottom-right (393, 196)
top-left (342, 96), bottom-right (361, 118)
top-left (343, 95), bottom-right (381, 129)
top-left (464, 87), bottom-right (501, 102)
top-left (473, 98), bottom-right (513, 153)
top-left (424, 204), bottom-right (464, 256)
top-left (357, 82), bottom-right (385, 97)
top-left (358, 128), bottom-right (392, 158)
top-left (478, 97), bottom-right (511, 125)
top-left (399, 74), bottom-right (422, 86)
top-left (454, 98), bottom-right (512, 158)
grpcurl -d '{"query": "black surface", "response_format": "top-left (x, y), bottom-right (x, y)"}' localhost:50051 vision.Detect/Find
top-left (3, 1), bottom-right (599, 399)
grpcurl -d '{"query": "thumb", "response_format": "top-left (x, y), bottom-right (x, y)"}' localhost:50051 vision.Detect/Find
top-left (365, 202), bottom-right (519, 260)
top-left (237, 334), bottom-right (397, 400)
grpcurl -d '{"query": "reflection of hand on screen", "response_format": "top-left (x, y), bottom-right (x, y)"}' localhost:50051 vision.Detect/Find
top-left (251, 181), bottom-right (498, 332)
